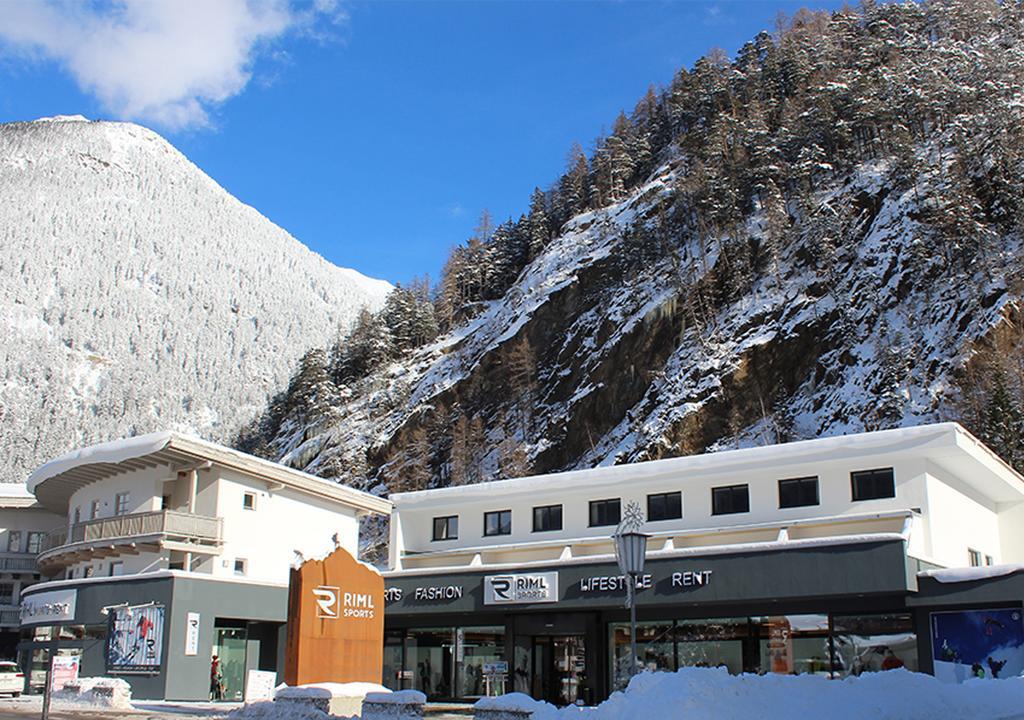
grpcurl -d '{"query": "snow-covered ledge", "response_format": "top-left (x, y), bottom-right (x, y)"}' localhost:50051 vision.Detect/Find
top-left (362, 690), bottom-right (426, 719)
top-left (474, 693), bottom-right (550, 720)
top-left (275, 682), bottom-right (390, 718)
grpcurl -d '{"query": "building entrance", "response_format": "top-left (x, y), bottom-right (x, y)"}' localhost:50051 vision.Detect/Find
top-left (532, 635), bottom-right (586, 706)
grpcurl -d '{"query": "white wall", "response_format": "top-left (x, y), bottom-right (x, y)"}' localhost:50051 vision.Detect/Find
top-left (396, 455), bottom-right (929, 556)
top-left (924, 465), bottom-right (1002, 567)
top-left (66, 466), bottom-right (166, 523)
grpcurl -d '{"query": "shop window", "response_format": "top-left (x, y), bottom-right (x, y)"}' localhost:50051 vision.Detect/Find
top-left (407, 628), bottom-right (456, 700)
top-left (712, 485), bottom-right (749, 515)
top-left (610, 622), bottom-right (675, 690)
top-left (484, 510), bottom-right (512, 537)
top-left (114, 492), bottom-right (130, 516)
top-left (778, 477), bottom-right (819, 509)
top-left (832, 613), bottom-right (917, 677)
top-left (459, 626), bottom-right (506, 699)
top-left (969, 548), bottom-right (982, 567)
top-left (675, 617), bottom-right (749, 675)
top-left (242, 492), bottom-right (256, 511)
top-left (6, 531), bottom-right (21, 553)
top-left (532, 505), bottom-right (563, 532)
top-left (382, 632), bottom-right (407, 691)
top-left (647, 492), bottom-right (682, 521)
top-left (752, 615), bottom-right (831, 675)
top-left (432, 516), bottom-right (458, 541)
top-left (851, 468), bottom-right (895, 501)
top-left (589, 498), bottom-right (621, 527)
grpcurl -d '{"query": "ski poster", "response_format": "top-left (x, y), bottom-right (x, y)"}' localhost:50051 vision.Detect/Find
top-left (107, 604), bottom-right (165, 673)
top-left (931, 608), bottom-right (1024, 683)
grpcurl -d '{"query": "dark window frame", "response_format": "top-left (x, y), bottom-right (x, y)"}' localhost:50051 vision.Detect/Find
top-left (484, 509), bottom-right (512, 537)
top-left (778, 476), bottom-right (820, 509)
top-left (711, 484), bottom-right (750, 515)
top-left (532, 505), bottom-right (563, 533)
top-left (589, 498), bottom-right (622, 527)
top-left (432, 515), bottom-right (459, 541)
top-left (647, 491), bottom-right (683, 521)
top-left (851, 468), bottom-right (895, 501)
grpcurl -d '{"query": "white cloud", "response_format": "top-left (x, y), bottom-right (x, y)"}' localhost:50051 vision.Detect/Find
top-left (0, 0), bottom-right (344, 130)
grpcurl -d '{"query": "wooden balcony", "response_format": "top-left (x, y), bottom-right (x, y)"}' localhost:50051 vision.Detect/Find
top-left (37, 510), bottom-right (223, 571)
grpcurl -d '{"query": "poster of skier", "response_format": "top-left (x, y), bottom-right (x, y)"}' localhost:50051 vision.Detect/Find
top-left (931, 608), bottom-right (1024, 683)
top-left (107, 604), bottom-right (165, 673)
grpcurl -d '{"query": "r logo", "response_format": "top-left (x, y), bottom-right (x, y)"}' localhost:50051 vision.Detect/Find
top-left (490, 577), bottom-right (512, 601)
top-left (313, 586), bottom-right (339, 618)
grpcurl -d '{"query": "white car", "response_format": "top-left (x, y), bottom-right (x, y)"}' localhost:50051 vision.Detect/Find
top-left (0, 662), bottom-right (24, 697)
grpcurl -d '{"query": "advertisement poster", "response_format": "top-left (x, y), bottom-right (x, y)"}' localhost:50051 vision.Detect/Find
top-left (50, 655), bottom-right (80, 691)
top-left (932, 608), bottom-right (1024, 683)
top-left (107, 604), bottom-right (165, 673)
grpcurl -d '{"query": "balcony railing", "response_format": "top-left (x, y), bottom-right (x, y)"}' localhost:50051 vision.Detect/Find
top-left (38, 510), bottom-right (223, 568)
top-left (0, 608), bottom-right (20, 626)
top-left (0, 556), bottom-right (39, 572)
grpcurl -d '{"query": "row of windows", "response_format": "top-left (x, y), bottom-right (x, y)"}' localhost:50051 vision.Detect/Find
top-left (6, 531), bottom-right (45, 555)
top-left (431, 468), bottom-right (897, 540)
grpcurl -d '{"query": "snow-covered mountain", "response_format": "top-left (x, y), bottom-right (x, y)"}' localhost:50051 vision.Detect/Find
top-left (245, 0), bottom-right (1024, 565)
top-left (0, 115), bottom-right (391, 484)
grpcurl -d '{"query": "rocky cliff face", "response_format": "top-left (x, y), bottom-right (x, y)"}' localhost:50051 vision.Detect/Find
top-left (0, 116), bottom-right (391, 484)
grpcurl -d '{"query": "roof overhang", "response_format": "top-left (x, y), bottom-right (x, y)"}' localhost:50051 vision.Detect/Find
top-left (28, 431), bottom-right (391, 517)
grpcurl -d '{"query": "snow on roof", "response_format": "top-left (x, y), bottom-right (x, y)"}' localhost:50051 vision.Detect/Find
top-left (0, 482), bottom-right (33, 498)
top-left (27, 431), bottom-right (390, 515)
top-left (392, 422), bottom-right (1012, 507)
top-left (919, 563), bottom-right (1024, 584)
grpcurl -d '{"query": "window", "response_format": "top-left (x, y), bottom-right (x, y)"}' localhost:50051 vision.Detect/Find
top-left (712, 484), bottom-right (750, 515)
top-left (84, 565), bottom-right (95, 578)
top-left (647, 492), bottom-right (682, 521)
top-left (968, 549), bottom-right (982, 567)
top-left (986, 555), bottom-right (995, 566)
top-left (160, 495), bottom-right (171, 510)
top-left (778, 477), bottom-right (819, 509)
top-left (234, 558), bottom-right (247, 576)
top-left (589, 499), bottom-right (621, 527)
top-left (72, 507), bottom-right (80, 525)
top-left (432, 515), bottom-right (458, 541)
top-left (6, 531), bottom-right (21, 553)
top-left (533, 505), bottom-right (563, 532)
top-left (484, 510), bottom-right (512, 537)
top-left (26, 532), bottom-right (44, 555)
top-left (0, 583), bottom-right (13, 604)
top-left (851, 468), bottom-right (895, 501)
top-left (114, 492), bottom-right (130, 515)
top-left (90, 499), bottom-right (100, 519)
top-left (242, 492), bottom-right (256, 511)
top-left (109, 561), bottom-right (124, 577)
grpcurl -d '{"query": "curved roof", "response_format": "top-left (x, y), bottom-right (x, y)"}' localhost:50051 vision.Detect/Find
top-left (28, 431), bottom-right (391, 516)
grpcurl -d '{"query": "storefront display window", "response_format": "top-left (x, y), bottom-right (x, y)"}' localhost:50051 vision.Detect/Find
top-left (610, 622), bottom-right (676, 690)
top-left (675, 618), bottom-right (747, 675)
top-left (460, 626), bottom-right (505, 698)
top-left (407, 628), bottom-right (455, 699)
top-left (382, 632), bottom-right (406, 691)
top-left (832, 613), bottom-right (917, 677)
top-left (752, 615), bottom-right (831, 676)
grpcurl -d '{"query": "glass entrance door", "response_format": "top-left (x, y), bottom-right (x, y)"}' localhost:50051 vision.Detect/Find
top-left (532, 635), bottom-right (586, 706)
top-left (212, 627), bottom-right (247, 701)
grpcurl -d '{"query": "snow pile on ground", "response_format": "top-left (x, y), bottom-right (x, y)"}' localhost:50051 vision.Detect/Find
top-left (529, 668), bottom-right (1024, 720)
top-left (274, 682), bottom-right (390, 700)
top-left (229, 700), bottom-right (333, 720)
top-left (53, 676), bottom-right (132, 709)
top-left (363, 690), bottom-right (425, 704)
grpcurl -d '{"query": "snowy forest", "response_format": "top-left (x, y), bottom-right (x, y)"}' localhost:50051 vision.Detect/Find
top-left (239, 0), bottom-right (1024, 554)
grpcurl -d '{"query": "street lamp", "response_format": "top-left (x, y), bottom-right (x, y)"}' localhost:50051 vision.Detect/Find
top-left (614, 504), bottom-right (649, 682)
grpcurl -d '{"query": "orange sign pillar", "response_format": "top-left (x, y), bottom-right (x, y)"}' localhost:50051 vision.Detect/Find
top-left (284, 546), bottom-right (384, 686)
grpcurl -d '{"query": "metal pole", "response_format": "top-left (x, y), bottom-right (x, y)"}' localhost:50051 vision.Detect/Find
top-left (629, 572), bottom-right (638, 679)
top-left (40, 650), bottom-right (54, 720)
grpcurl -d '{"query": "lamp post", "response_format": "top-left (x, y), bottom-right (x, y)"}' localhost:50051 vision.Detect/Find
top-left (614, 513), bottom-right (649, 682)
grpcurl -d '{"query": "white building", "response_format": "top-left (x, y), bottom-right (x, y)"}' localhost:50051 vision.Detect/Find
top-left (0, 486), bottom-right (62, 658)
top-left (381, 423), bottom-right (1024, 704)
top-left (19, 431), bottom-right (391, 700)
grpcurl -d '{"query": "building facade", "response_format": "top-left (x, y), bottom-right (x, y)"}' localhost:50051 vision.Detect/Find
top-left (0, 486), bottom-right (63, 660)
top-left (18, 431), bottom-right (391, 700)
top-left (380, 423), bottom-right (1024, 704)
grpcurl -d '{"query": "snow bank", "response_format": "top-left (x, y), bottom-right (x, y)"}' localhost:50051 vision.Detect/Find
top-left (475, 692), bottom-right (550, 713)
top-left (230, 700), bottom-right (333, 720)
top-left (53, 677), bottom-right (132, 710)
top-left (275, 682), bottom-right (389, 700)
top-left (363, 690), bottom-right (425, 704)
top-left (530, 668), bottom-right (1024, 720)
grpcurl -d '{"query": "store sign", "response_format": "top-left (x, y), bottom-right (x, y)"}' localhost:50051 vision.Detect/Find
top-left (580, 574), bottom-right (653, 593)
top-left (413, 585), bottom-right (463, 601)
top-left (313, 585), bottom-right (375, 620)
top-left (670, 570), bottom-right (713, 588)
top-left (20, 588), bottom-right (77, 625)
top-left (484, 572), bottom-right (558, 604)
top-left (184, 612), bottom-right (200, 656)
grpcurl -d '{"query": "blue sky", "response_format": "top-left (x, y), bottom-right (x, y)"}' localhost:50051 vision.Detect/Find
top-left (0, 0), bottom-right (845, 286)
